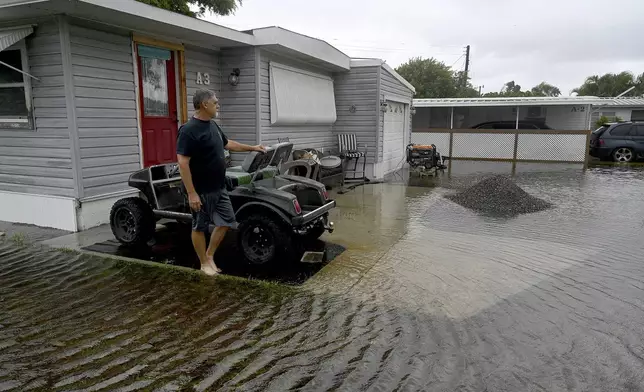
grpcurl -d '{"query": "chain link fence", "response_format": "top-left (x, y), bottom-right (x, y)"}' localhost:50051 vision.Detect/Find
top-left (411, 129), bottom-right (590, 164)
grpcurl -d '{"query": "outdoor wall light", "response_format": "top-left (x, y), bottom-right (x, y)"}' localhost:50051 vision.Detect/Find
top-left (380, 100), bottom-right (388, 112)
top-left (228, 68), bottom-right (240, 86)
top-left (410, 106), bottom-right (417, 115)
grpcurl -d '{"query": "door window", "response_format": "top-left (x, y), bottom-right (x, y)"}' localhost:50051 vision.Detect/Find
top-left (634, 125), bottom-right (644, 137)
top-left (138, 44), bottom-right (172, 118)
top-left (141, 57), bottom-right (169, 117)
top-left (609, 124), bottom-right (632, 137)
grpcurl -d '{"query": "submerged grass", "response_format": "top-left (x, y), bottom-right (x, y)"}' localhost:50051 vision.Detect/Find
top-left (111, 258), bottom-right (297, 298)
top-left (2, 231), bottom-right (298, 302)
top-left (9, 232), bottom-right (27, 247)
top-left (57, 247), bottom-right (80, 255)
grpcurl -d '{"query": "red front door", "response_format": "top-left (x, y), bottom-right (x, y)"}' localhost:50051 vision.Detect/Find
top-left (136, 44), bottom-right (178, 167)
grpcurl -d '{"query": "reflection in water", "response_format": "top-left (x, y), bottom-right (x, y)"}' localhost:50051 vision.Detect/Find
top-left (2, 164), bottom-right (644, 391)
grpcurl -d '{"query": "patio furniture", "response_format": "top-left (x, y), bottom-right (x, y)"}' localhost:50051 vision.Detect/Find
top-left (277, 137), bottom-right (345, 188)
top-left (337, 133), bottom-right (367, 183)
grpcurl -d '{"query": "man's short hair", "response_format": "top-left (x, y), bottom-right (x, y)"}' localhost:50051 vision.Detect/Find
top-left (193, 88), bottom-right (216, 110)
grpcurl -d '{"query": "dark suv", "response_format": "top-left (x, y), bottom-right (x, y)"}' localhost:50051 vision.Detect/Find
top-left (589, 122), bottom-right (644, 162)
top-left (471, 120), bottom-right (552, 129)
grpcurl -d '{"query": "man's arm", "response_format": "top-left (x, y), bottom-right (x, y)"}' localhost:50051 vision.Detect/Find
top-left (177, 154), bottom-right (202, 211)
top-left (225, 139), bottom-right (265, 153)
top-left (177, 154), bottom-right (196, 193)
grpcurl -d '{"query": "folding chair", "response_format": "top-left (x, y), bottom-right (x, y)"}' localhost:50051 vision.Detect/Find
top-left (337, 133), bottom-right (367, 183)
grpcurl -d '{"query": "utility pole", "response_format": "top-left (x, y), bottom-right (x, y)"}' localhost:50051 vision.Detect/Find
top-left (463, 45), bottom-right (470, 88)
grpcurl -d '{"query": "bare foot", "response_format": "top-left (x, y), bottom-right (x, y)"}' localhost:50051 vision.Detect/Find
top-left (200, 264), bottom-right (219, 276)
top-left (207, 257), bottom-right (222, 274)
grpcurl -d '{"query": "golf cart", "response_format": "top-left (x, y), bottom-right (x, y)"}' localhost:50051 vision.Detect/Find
top-left (109, 142), bottom-right (336, 266)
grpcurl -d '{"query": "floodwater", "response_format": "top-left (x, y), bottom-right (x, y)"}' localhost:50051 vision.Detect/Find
top-left (2, 162), bottom-right (644, 391)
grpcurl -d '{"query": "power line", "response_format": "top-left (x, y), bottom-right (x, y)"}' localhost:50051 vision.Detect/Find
top-left (335, 43), bottom-right (463, 55)
top-left (450, 54), bottom-right (465, 68)
top-left (330, 37), bottom-right (464, 48)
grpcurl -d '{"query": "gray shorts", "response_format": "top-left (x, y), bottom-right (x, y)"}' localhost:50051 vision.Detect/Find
top-left (191, 188), bottom-right (236, 232)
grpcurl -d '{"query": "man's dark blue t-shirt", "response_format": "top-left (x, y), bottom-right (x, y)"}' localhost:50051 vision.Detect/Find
top-left (176, 117), bottom-right (229, 194)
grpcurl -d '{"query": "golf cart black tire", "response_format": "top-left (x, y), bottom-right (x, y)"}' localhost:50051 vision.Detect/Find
top-left (110, 197), bottom-right (156, 246)
top-left (237, 213), bottom-right (296, 267)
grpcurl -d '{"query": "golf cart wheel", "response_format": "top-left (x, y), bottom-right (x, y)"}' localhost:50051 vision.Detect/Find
top-left (109, 197), bottom-right (155, 246)
top-left (237, 213), bottom-right (292, 266)
top-left (612, 147), bottom-right (634, 162)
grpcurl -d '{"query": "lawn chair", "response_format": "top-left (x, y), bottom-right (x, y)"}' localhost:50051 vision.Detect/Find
top-left (337, 133), bottom-right (367, 183)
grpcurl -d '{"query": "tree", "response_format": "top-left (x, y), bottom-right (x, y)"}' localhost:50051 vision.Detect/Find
top-left (136, 0), bottom-right (242, 17)
top-left (530, 82), bottom-right (561, 97)
top-left (395, 57), bottom-right (458, 98)
top-left (453, 70), bottom-right (481, 98)
top-left (572, 71), bottom-right (644, 97)
top-left (482, 80), bottom-right (561, 97)
top-left (502, 81), bottom-right (523, 96)
top-left (395, 57), bottom-right (479, 98)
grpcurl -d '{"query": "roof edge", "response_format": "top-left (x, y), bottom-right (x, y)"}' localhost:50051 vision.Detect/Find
top-left (412, 96), bottom-right (608, 107)
top-left (248, 26), bottom-right (350, 71)
top-left (76, 0), bottom-right (255, 45)
top-left (350, 58), bottom-right (415, 94)
top-left (381, 62), bottom-right (415, 94)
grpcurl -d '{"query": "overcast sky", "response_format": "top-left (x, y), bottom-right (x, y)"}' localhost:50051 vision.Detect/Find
top-left (206, 0), bottom-right (643, 96)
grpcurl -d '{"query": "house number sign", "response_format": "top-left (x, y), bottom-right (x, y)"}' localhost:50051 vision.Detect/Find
top-left (196, 72), bottom-right (210, 85)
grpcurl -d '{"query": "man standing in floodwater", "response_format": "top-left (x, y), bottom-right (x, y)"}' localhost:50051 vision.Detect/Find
top-left (176, 88), bottom-right (266, 276)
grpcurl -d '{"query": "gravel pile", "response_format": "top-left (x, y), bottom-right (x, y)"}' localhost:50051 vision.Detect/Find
top-left (445, 175), bottom-right (552, 216)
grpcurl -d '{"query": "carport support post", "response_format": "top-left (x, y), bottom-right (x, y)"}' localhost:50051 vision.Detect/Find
top-left (448, 107), bottom-right (454, 177)
top-left (512, 106), bottom-right (520, 175)
top-left (584, 103), bottom-right (592, 169)
top-left (449, 107), bottom-right (454, 157)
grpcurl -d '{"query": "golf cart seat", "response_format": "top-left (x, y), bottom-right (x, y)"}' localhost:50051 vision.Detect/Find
top-left (225, 168), bottom-right (277, 189)
top-left (226, 142), bottom-right (291, 173)
top-left (223, 142), bottom-right (295, 189)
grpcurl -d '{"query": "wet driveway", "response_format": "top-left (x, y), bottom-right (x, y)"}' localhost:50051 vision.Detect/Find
top-left (2, 162), bottom-right (644, 391)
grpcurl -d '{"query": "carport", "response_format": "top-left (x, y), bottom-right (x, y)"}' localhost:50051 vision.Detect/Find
top-left (410, 96), bottom-right (606, 165)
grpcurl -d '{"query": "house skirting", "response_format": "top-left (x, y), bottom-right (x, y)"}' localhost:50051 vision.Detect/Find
top-left (0, 190), bottom-right (137, 232)
top-left (365, 162), bottom-right (406, 181)
top-left (76, 190), bottom-right (139, 232)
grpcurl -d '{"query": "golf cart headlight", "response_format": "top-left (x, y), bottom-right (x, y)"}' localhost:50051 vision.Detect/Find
top-left (293, 199), bottom-right (302, 214)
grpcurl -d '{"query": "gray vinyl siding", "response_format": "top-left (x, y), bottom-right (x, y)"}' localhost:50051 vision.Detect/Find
top-left (218, 47), bottom-right (256, 165)
top-left (185, 46), bottom-right (221, 123)
top-left (379, 67), bottom-right (413, 161)
top-left (543, 105), bottom-right (591, 130)
top-left (0, 19), bottom-right (75, 197)
top-left (68, 24), bottom-right (139, 197)
top-left (332, 66), bottom-right (379, 163)
top-left (259, 50), bottom-right (335, 151)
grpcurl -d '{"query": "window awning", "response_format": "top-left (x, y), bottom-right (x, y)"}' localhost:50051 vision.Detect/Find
top-left (0, 26), bottom-right (33, 52)
top-left (269, 62), bottom-right (337, 126)
top-left (0, 26), bottom-right (39, 81)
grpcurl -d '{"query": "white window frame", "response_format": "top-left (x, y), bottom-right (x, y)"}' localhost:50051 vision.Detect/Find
top-left (0, 40), bottom-right (33, 130)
